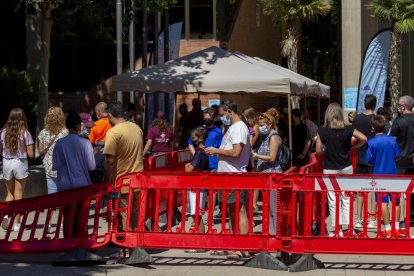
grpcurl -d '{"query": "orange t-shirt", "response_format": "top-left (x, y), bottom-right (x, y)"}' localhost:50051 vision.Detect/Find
top-left (88, 117), bottom-right (112, 144)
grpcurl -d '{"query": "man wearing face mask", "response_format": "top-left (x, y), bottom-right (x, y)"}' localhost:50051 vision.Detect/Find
top-left (389, 95), bottom-right (414, 229)
top-left (205, 100), bottom-right (250, 258)
top-left (187, 108), bottom-right (223, 172)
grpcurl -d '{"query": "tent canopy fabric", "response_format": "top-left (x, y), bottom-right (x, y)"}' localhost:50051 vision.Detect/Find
top-left (111, 46), bottom-right (330, 97)
top-left (233, 52), bottom-right (330, 98)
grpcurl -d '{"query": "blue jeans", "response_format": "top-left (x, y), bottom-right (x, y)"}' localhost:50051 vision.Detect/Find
top-left (46, 175), bottom-right (58, 194)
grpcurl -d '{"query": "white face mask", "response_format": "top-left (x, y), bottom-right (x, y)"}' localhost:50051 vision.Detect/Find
top-left (220, 115), bottom-right (231, 126)
top-left (259, 125), bottom-right (269, 135)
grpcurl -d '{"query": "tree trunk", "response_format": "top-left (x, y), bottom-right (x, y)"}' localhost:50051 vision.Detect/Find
top-left (163, 6), bottom-right (169, 62)
top-left (285, 19), bottom-right (298, 72)
top-left (389, 29), bottom-right (401, 117)
top-left (38, 2), bottom-right (52, 130)
top-left (142, 0), bottom-right (148, 68)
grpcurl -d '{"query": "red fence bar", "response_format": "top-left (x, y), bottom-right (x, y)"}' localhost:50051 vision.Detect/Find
top-left (277, 173), bottom-right (414, 255)
top-left (169, 150), bottom-right (193, 171)
top-left (111, 172), bottom-right (282, 252)
top-left (0, 183), bottom-right (113, 253)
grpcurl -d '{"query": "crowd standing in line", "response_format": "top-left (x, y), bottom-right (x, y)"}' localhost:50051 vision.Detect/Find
top-left (2, 94), bottom-right (413, 257)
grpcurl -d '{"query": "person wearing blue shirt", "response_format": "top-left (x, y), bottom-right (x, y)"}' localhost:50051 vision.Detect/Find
top-left (187, 108), bottom-right (223, 171)
top-left (365, 115), bottom-right (402, 238)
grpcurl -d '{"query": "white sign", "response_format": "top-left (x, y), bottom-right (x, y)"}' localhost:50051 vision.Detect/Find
top-left (314, 176), bottom-right (413, 193)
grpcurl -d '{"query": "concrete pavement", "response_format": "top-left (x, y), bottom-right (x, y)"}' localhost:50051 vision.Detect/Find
top-left (0, 249), bottom-right (414, 275)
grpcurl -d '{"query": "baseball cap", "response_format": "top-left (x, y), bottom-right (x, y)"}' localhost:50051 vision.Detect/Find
top-left (79, 113), bottom-right (95, 128)
top-left (156, 111), bottom-right (165, 119)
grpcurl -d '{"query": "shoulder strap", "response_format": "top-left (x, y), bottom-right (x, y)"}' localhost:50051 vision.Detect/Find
top-left (45, 134), bottom-right (59, 155)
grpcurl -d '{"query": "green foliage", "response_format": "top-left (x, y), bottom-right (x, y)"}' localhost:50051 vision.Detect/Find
top-left (261, 0), bottom-right (333, 23)
top-left (368, 0), bottom-right (414, 33)
top-left (0, 67), bottom-right (38, 131)
top-left (25, 0), bottom-right (178, 42)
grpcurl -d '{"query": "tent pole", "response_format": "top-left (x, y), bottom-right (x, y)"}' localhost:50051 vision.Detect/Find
top-left (172, 93), bottom-right (177, 146)
top-left (303, 95), bottom-right (307, 122)
top-left (288, 94), bottom-right (292, 152)
top-left (317, 95), bottom-right (321, 126)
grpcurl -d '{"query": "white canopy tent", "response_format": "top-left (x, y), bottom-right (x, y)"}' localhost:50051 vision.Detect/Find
top-left (111, 46), bottom-right (331, 149)
top-left (111, 46), bottom-right (292, 94)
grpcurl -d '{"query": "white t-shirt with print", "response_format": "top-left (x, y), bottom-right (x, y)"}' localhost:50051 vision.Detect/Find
top-left (217, 121), bottom-right (251, 172)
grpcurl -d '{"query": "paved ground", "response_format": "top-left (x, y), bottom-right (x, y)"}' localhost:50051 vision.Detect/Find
top-left (0, 249), bottom-right (414, 276)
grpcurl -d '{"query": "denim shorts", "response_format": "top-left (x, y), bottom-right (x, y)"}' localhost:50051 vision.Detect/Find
top-left (2, 158), bottom-right (29, 180)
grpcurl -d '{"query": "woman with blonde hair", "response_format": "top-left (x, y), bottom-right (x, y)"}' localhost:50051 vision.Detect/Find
top-left (38, 106), bottom-right (68, 194)
top-left (0, 108), bottom-right (35, 231)
top-left (316, 103), bottom-right (367, 237)
top-left (251, 107), bottom-right (282, 234)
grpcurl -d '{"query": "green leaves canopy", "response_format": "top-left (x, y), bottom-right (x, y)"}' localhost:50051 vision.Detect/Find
top-left (261, 0), bottom-right (333, 22)
top-left (368, 0), bottom-right (414, 33)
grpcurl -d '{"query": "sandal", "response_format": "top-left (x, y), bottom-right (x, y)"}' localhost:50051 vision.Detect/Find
top-left (210, 250), bottom-right (228, 256)
top-left (109, 248), bottom-right (130, 259)
top-left (226, 251), bottom-right (251, 260)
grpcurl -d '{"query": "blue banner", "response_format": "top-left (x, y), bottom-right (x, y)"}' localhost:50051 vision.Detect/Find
top-left (157, 21), bottom-right (183, 64)
top-left (356, 29), bottom-right (391, 113)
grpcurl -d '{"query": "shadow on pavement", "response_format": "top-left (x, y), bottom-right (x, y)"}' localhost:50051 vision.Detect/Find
top-left (151, 256), bottom-right (246, 266)
top-left (324, 262), bottom-right (414, 271)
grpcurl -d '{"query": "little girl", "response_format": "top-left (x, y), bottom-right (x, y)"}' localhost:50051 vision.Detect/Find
top-left (1, 108), bottom-right (34, 231)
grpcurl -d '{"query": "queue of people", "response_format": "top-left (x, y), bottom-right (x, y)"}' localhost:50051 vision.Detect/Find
top-left (0, 94), bottom-right (412, 257)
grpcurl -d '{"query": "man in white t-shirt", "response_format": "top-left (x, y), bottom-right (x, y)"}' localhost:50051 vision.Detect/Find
top-left (205, 100), bottom-right (250, 237)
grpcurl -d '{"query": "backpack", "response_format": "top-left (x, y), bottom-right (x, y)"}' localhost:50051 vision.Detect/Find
top-left (276, 134), bottom-right (291, 171)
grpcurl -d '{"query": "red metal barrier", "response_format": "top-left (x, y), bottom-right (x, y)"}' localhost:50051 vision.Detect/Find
top-left (277, 173), bottom-right (414, 255)
top-left (144, 152), bottom-right (172, 171)
top-left (143, 150), bottom-right (192, 172)
top-left (0, 183), bottom-right (113, 253)
top-left (169, 150), bottom-right (193, 171)
top-left (111, 172), bottom-right (283, 252)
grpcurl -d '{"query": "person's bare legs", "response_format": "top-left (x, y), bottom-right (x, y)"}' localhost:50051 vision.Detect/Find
top-left (399, 194), bottom-right (405, 223)
top-left (227, 203), bottom-right (248, 234)
top-left (192, 215), bottom-right (205, 233)
top-left (357, 194), bottom-right (364, 222)
top-left (382, 203), bottom-right (390, 226)
top-left (14, 178), bottom-right (26, 224)
top-left (253, 190), bottom-right (259, 210)
top-left (370, 192), bottom-right (377, 219)
top-left (5, 179), bottom-right (15, 202)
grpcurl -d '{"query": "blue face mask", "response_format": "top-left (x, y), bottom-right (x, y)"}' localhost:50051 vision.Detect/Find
top-left (220, 115), bottom-right (231, 126)
top-left (82, 129), bottom-right (90, 136)
top-left (259, 125), bottom-right (269, 135)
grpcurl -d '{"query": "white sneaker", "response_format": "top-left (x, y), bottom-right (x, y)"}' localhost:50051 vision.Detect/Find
top-left (1, 216), bottom-right (9, 230)
top-left (328, 231), bottom-right (344, 237)
top-left (368, 220), bottom-right (377, 229)
top-left (354, 219), bottom-right (363, 228)
top-left (13, 223), bottom-right (21, 232)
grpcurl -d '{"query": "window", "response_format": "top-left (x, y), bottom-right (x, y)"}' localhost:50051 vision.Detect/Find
top-left (169, 0), bottom-right (216, 40)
